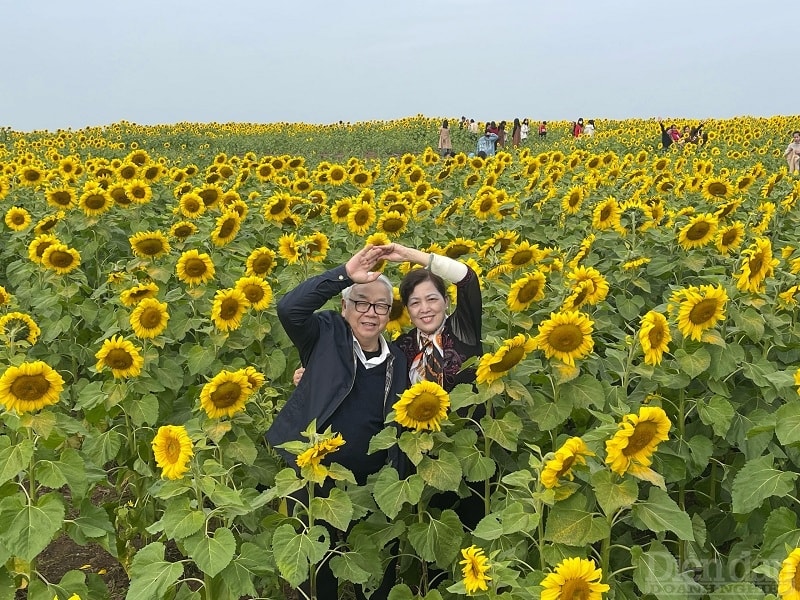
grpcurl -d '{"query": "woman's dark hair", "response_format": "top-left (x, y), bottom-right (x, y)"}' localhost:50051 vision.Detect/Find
top-left (399, 267), bottom-right (447, 306)
top-left (442, 119), bottom-right (448, 128)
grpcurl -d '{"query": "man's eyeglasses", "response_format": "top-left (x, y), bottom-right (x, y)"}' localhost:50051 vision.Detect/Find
top-left (348, 299), bottom-right (391, 315)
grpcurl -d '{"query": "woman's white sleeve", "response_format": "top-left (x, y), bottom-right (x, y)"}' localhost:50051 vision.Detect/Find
top-left (429, 254), bottom-right (468, 283)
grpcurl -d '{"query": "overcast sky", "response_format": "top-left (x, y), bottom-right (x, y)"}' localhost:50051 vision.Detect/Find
top-left (2, 1), bottom-right (797, 131)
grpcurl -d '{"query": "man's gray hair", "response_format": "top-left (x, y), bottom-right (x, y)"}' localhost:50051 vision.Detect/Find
top-left (341, 274), bottom-right (393, 302)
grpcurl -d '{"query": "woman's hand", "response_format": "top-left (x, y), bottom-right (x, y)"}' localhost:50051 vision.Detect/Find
top-left (293, 367), bottom-right (304, 386)
top-left (377, 243), bottom-right (429, 266)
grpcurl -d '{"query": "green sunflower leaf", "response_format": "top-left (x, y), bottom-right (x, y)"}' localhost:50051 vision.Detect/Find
top-left (731, 454), bottom-right (798, 514)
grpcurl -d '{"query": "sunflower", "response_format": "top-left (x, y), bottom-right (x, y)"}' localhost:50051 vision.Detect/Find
top-left (152, 425), bottom-right (194, 480)
top-left (0, 361), bottom-right (64, 413)
top-left (116, 161), bottom-right (139, 180)
top-left (778, 548), bottom-right (800, 600)
top-left (735, 173), bottom-right (756, 192)
top-left (278, 233), bottom-right (300, 264)
top-left (385, 288), bottom-right (411, 339)
top-left (28, 234), bottom-right (60, 264)
top-left (441, 237), bottom-right (476, 260)
top-left (5, 206), bottom-right (31, 231)
top-left (503, 241), bottom-right (540, 270)
top-left (639, 311), bottom-right (671, 366)
top-left (779, 285), bottom-right (800, 309)
top-left (736, 237), bottom-right (779, 294)
top-left (715, 221), bottom-right (745, 254)
top-left (176, 249), bottom-right (215, 286)
top-left (327, 165), bottom-right (348, 185)
top-left (561, 280), bottom-right (593, 312)
top-left (562, 186), bottom-right (586, 214)
top-left (591, 197), bottom-right (622, 231)
top-left (95, 335), bottom-right (144, 379)
top-left (346, 202), bottom-right (376, 235)
top-left (377, 210), bottom-right (409, 236)
top-left (540, 557), bottom-right (610, 600)
top-left (200, 369), bottom-right (253, 419)
top-left (675, 284), bottom-right (727, 341)
top-left (605, 406), bottom-right (671, 477)
top-left (170, 220), bottom-right (198, 240)
top-left (507, 271), bottom-right (547, 311)
top-left (197, 183), bottom-right (223, 209)
top-left (534, 311), bottom-right (595, 367)
top-left (475, 333), bottom-right (537, 384)
top-left (34, 211), bottom-right (64, 235)
top-left (210, 210), bottom-right (242, 247)
top-left (179, 192), bottom-right (206, 218)
top-left (300, 231), bottom-right (330, 263)
top-left (677, 213), bottom-right (718, 250)
top-left (129, 231), bottom-right (171, 259)
top-left (296, 434), bottom-right (346, 481)
top-left (329, 198), bottom-right (353, 224)
top-left (211, 288), bottom-right (250, 331)
top-left (0, 285), bottom-right (10, 306)
top-left (240, 366), bottom-right (266, 391)
top-left (0, 312), bottom-right (40, 345)
top-left (130, 298), bottom-right (169, 339)
top-left (18, 165), bottom-right (45, 187)
top-left (464, 172), bottom-right (482, 188)
top-left (57, 156), bottom-right (80, 178)
top-left (392, 380), bottom-right (450, 432)
top-left (245, 247), bottom-right (277, 277)
top-left (540, 437), bottom-right (595, 489)
top-left (460, 546), bottom-right (492, 594)
top-left (566, 266), bottom-right (609, 305)
top-left (125, 179), bottom-right (152, 204)
top-left (479, 230), bottom-right (520, 257)
top-left (263, 193), bottom-right (293, 222)
top-left (79, 183), bottom-right (113, 217)
top-left (120, 282), bottom-right (159, 307)
top-left (714, 198), bottom-right (741, 220)
top-left (41, 243), bottom-right (81, 275)
top-left (470, 192), bottom-right (499, 219)
top-left (234, 276), bottom-right (273, 310)
top-left (701, 176), bottom-right (733, 201)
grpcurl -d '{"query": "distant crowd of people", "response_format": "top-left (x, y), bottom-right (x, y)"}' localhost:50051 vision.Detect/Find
top-left (444, 117), bottom-right (551, 159)
top-left (437, 115), bottom-right (721, 159)
top-left (658, 119), bottom-right (708, 149)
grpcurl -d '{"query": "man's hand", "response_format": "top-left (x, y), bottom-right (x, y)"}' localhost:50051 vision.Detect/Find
top-left (345, 245), bottom-right (391, 283)
top-left (293, 367), bottom-right (304, 386)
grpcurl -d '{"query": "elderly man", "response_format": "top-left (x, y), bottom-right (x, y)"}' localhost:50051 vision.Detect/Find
top-left (267, 244), bottom-right (407, 600)
top-left (268, 244), bottom-right (407, 479)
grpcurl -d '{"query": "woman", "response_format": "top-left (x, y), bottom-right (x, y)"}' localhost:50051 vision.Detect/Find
top-left (383, 243), bottom-right (486, 565)
top-left (511, 118), bottom-right (522, 148)
top-left (521, 118), bottom-right (530, 142)
top-left (496, 121), bottom-right (507, 149)
top-left (785, 131), bottom-right (800, 174)
top-left (438, 119), bottom-right (452, 157)
top-left (382, 243), bottom-right (482, 393)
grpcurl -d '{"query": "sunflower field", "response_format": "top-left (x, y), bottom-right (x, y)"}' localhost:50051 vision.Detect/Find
top-left (1, 115), bottom-right (800, 600)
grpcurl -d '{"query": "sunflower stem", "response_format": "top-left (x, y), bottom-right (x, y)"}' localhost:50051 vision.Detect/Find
top-left (27, 426), bottom-right (37, 505)
top-left (483, 396), bottom-right (493, 517)
top-left (306, 481), bottom-right (317, 600)
top-left (418, 506), bottom-right (429, 595)
top-left (600, 513), bottom-right (613, 584)
top-left (26, 425), bottom-right (38, 580)
top-left (537, 501), bottom-right (546, 571)
top-left (677, 388), bottom-right (686, 569)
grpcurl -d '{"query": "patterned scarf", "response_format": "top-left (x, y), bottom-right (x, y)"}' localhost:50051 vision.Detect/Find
top-left (410, 327), bottom-right (445, 387)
